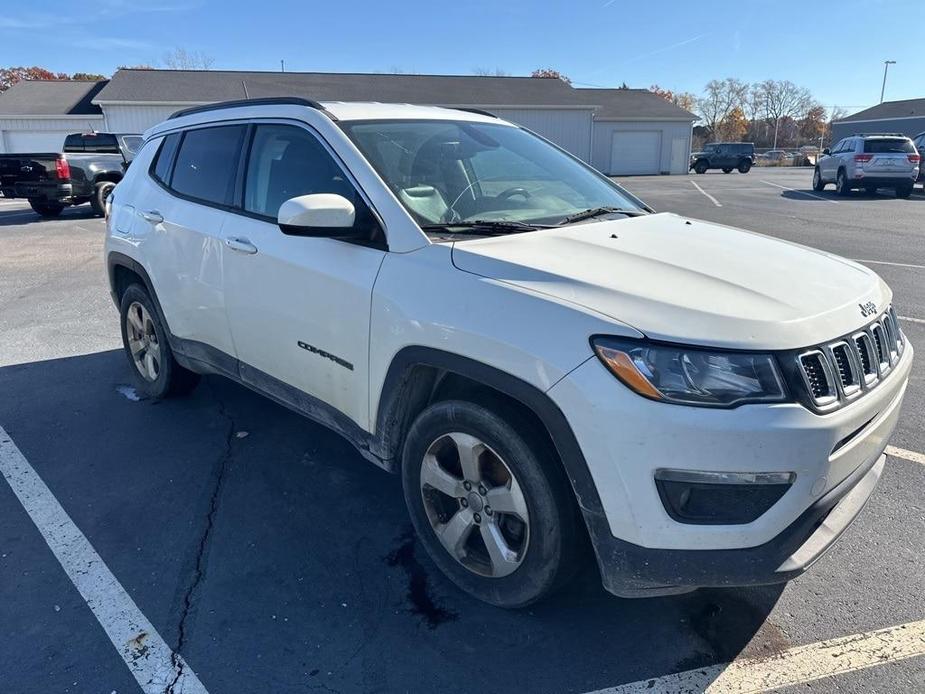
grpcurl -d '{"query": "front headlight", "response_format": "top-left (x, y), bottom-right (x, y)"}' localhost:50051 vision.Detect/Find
top-left (591, 336), bottom-right (787, 407)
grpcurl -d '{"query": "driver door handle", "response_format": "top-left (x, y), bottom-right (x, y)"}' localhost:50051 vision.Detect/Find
top-left (140, 209), bottom-right (163, 224)
top-left (224, 236), bottom-right (258, 255)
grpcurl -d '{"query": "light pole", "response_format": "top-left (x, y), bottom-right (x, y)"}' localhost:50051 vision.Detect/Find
top-left (880, 60), bottom-right (896, 103)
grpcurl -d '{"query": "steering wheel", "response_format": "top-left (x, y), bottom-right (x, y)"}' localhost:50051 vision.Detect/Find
top-left (496, 187), bottom-right (531, 200)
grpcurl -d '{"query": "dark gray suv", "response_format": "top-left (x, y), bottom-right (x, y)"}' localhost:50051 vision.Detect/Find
top-left (690, 142), bottom-right (755, 174)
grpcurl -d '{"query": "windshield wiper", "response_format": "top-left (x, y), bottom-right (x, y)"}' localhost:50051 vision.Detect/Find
top-left (420, 220), bottom-right (553, 235)
top-left (557, 206), bottom-right (647, 225)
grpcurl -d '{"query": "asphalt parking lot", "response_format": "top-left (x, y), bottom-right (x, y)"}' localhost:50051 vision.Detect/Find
top-left (1, 167), bottom-right (924, 694)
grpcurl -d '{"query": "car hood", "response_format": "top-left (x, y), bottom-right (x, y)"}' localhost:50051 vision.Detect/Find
top-left (450, 213), bottom-right (890, 350)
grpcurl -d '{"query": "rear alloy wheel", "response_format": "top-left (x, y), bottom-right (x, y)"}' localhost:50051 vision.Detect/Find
top-left (836, 169), bottom-right (851, 196)
top-left (119, 284), bottom-right (200, 398)
top-left (29, 200), bottom-right (63, 217)
top-left (91, 181), bottom-right (116, 216)
top-left (812, 168), bottom-right (825, 191)
top-left (401, 399), bottom-right (580, 608)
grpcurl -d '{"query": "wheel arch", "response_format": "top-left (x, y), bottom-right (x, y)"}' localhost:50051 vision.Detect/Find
top-left (94, 171), bottom-right (123, 185)
top-left (107, 252), bottom-right (172, 337)
top-left (372, 346), bottom-right (607, 522)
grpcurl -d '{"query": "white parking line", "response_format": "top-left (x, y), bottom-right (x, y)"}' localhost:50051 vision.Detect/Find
top-left (760, 179), bottom-right (839, 204)
top-left (690, 180), bottom-right (722, 207)
top-left (886, 445), bottom-right (925, 466)
top-left (899, 315), bottom-right (925, 325)
top-left (853, 258), bottom-right (925, 270)
top-left (585, 619), bottom-right (925, 693)
top-left (0, 426), bottom-right (210, 694)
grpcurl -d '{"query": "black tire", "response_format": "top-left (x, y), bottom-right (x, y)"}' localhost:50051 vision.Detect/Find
top-left (29, 200), bottom-right (64, 217)
top-left (738, 159), bottom-right (752, 174)
top-left (812, 168), bottom-right (825, 191)
top-left (722, 168), bottom-right (733, 174)
top-left (401, 399), bottom-right (580, 608)
top-left (91, 181), bottom-right (116, 217)
top-left (896, 185), bottom-right (913, 199)
top-left (119, 284), bottom-right (200, 399)
top-left (836, 169), bottom-right (851, 197)
top-left (693, 160), bottom-right (708, 174)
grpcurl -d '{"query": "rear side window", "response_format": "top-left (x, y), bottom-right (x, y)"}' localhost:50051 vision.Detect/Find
top-left (63, 134), bottom-right (83, 151)
top-left (243, 124), bottom-right (358, 217)
top-left (82, 133), bottom-right (119, 153)
top-left (863, 139), bottom-right (915, 154)
top-left (151, 133), bottom-right (181, 185)
top-left (171, 125), bottom-right (246, 206)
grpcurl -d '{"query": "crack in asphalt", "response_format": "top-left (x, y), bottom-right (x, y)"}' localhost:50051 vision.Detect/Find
top-left (165, 384), bottom-right (236, 694)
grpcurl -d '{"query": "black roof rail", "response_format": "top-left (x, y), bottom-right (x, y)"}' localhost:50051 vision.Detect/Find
top-left (169, 97), bottom-right (337, 121)
top-left (453, 107), bottom-right (498, 118)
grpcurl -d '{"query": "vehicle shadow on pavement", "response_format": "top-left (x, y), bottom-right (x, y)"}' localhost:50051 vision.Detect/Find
top-left (779, 189), bottom-right (924, 203)
top-left (0, 206), bottom-right (100, 226)
top-left (0, 350), bottom-right (787, 694)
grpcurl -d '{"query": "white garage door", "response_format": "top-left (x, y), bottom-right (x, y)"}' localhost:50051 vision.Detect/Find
top-left (609, 131), bottom-right (661, 175)
top-left (3, 130), bottom-right (69, 153)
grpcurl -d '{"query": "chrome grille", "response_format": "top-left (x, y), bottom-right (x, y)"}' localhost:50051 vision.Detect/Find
top-left (794, 306), bottom-right (905, 411)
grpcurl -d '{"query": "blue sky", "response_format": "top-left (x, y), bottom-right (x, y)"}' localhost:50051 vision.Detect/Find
top-left (3, 0), bottom-right (923, 116)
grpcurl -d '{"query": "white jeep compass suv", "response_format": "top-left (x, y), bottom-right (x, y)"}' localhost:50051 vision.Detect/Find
top-left (106, 98), bottom-right (913, 608)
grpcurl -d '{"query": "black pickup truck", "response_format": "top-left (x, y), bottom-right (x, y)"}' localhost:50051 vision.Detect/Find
top-left (0, 132), bottom-right (142, 217)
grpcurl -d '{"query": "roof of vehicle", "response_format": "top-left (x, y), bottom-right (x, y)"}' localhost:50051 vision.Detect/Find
top-left (0, 79), bottom-right (107, 116)
top-left (850, 133), bottom-right (912, 139)
top-left (149, 99), bottom-right (507, 137)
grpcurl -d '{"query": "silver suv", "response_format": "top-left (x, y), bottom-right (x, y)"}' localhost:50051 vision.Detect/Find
top-left (814, 133), bottom-right (920, 197)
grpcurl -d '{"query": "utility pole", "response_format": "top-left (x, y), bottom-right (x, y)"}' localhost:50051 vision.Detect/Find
top-left (880, 60), bottom-right (895, 103)
top-left (280, 59), bottom-right (285, 73)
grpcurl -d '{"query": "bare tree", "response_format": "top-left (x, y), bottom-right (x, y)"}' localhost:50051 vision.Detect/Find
top-left (696, 78), bottom-right (748, 140)
top-left (473, 67), bottom-right (510, 77)
top-left (753, 80), bottom-right (812, 149)
top-left (162, 48), bottom-right (214, 70)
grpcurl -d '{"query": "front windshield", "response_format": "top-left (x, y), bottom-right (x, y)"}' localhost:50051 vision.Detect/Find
top-left (341, 120), bottom-right (644, 231)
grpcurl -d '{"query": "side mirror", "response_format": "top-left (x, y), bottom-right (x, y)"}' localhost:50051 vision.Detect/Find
top-left (278, 193), bottom-right (359, 237)
top-left (822, 148), bottom-right (831, 156)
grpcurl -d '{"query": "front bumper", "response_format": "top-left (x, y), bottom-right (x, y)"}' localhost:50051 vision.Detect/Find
top-left (584, 451), bottom-right (884, 597)
top-left (548, 340), bottom-right (912, 597)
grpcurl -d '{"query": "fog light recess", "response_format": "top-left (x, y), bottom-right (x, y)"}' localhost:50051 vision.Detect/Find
top-left (654, 469), bottom-right (795, 525)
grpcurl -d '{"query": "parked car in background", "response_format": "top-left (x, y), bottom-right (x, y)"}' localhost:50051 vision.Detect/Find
top-left (913, 132), bottom-right (925, 188)
top-left (690, 142), bottom-right (754, 174)
top-left (0, 132), bottom-right (142, 217)
top-left (814, 134), bottom-right (920, 198)
top-left (764, 150), bottom-right (791, 162)
top-left (106, 99), bottom-right (911, 608)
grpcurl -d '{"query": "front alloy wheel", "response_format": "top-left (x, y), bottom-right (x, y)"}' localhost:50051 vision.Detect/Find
top-left (401, 399), bottom-right (580, 608)
top-left (420, 432), bottom-right (529, 578)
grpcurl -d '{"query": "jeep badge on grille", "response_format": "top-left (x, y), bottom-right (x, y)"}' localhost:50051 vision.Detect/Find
top-left (859, 301), bottom-right (877, 318)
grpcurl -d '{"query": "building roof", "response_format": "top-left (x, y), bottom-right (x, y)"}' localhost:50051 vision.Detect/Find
top-left (95, 69), bottom-right (581, 106)
top-left (836, 98), bottom-right (925, 123)
top-left (0, 80), bottom-right (106, 116)
top-left (574, 88), bottom-right (697, 121)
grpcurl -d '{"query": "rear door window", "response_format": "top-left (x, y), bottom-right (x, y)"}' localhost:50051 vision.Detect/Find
top-left (863, 139), bottom-right (915, 154)
top-left (171, 125), bottom-right (246, 206)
